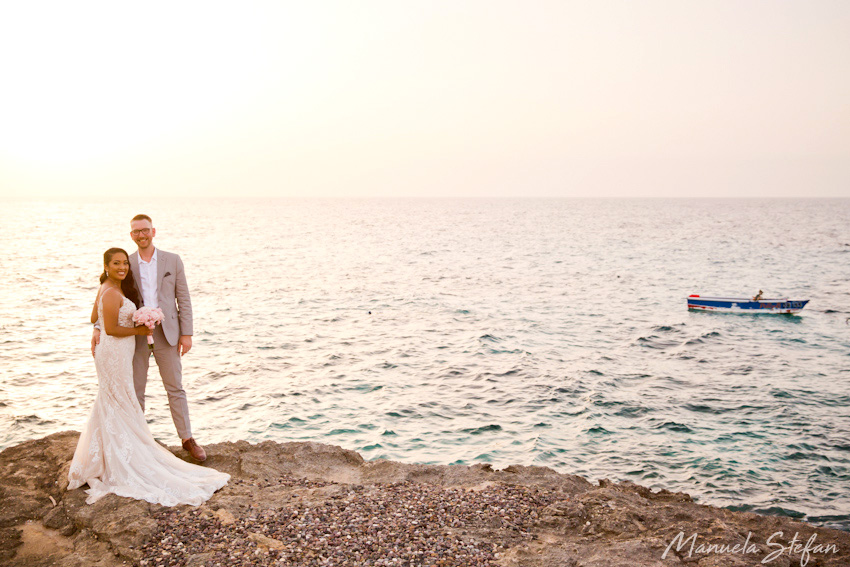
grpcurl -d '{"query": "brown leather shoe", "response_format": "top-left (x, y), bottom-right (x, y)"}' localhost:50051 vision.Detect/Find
top-left (182, 438), bottom-right (207, 462)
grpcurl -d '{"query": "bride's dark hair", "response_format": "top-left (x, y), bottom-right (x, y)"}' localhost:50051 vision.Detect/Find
top-left (101, 248), bottom-right (141, 307)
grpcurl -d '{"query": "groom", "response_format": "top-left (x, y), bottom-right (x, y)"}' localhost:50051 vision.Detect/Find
top-left (92, 214), bottom-right (207, 462)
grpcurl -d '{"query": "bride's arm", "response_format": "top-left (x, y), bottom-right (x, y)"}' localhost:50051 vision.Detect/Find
top-left (90, 290), bottom-right (101, 324)
top-left (101, 290), bottom-right (151, 338)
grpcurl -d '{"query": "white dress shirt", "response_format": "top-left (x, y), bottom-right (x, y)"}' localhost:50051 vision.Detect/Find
top-left (138, 248), bottom-right (159, 308)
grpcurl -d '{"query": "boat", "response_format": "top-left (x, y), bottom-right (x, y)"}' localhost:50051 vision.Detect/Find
top-left (686, 295), bottom-right (809, 314)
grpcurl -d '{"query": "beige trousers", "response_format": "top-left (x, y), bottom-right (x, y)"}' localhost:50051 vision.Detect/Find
top-left (133, 325), bottom-right (192, 440)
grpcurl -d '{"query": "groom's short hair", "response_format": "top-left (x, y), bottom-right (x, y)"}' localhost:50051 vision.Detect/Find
top-left (132, 214), bottom-right (152, 224)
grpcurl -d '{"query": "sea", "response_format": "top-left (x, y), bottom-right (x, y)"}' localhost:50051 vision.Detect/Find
top-left (1, 198), bottom-right (848, 530)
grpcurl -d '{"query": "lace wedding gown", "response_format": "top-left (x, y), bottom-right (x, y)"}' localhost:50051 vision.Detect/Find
top-left (68, 296), bottom-right (229, 506)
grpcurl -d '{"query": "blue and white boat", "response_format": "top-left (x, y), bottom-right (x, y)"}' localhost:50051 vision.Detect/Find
top-left (686, 295), bottom-right (809, 314)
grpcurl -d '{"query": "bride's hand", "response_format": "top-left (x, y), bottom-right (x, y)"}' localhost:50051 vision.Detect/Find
top-left (136, 326), bottom-right (153, 337)
top-left (91, 328), bottom-right (101, 358)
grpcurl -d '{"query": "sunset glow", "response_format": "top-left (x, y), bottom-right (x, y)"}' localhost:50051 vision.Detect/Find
top-left (1, 1), bottom-right (848, 198)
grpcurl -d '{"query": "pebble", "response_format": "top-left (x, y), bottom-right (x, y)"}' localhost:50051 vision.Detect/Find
top-left (139, 475), bottom-right (557, 566)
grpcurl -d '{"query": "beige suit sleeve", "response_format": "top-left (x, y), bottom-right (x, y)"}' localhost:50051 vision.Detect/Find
top-left (174, 254), bottom-right (193, 336)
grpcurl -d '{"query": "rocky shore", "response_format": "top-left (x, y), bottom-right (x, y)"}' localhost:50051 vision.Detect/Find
top-left (1, 432), bottom-right (847, 566)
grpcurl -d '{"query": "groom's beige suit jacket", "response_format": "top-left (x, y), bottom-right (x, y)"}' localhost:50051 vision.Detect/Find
top-left (129, 249), bottom-right (193, 344)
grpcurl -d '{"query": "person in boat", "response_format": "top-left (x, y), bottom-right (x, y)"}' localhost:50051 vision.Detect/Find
top-left (753, 290), bottom-right (764, 301)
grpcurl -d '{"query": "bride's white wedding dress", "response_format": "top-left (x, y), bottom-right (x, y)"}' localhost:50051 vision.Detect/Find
top-left (68, 296), bottom-right (229, 506)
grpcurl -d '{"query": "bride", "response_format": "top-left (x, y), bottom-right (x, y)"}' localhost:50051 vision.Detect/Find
top-left (68, 248), bottom-right (229, 506)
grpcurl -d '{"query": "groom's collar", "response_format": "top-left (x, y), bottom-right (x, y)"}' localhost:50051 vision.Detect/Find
top-left (138, 247), bottom-right (157, 265)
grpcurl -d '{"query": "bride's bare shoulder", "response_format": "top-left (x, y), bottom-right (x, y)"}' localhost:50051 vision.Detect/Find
top-left (99, 286), bottom-right (124, 307)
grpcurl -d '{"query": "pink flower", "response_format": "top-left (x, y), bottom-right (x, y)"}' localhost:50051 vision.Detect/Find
top-left (132, 307), bottom-right (165, 351)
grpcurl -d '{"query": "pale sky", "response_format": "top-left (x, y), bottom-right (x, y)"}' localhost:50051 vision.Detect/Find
top-left (1, 1), bottom-right (848, 199)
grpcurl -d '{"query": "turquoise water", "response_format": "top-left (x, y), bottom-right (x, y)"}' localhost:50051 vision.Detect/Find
top-left (1, 198), bottom-right (848, 529)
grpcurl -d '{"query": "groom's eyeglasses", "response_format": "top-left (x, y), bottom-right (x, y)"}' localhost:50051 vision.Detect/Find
top-left (131, 228), bottom-right (152, 236)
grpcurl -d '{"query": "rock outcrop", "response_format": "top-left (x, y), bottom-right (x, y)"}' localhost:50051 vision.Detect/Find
top-left (1, 432), bottom-right (847, 566)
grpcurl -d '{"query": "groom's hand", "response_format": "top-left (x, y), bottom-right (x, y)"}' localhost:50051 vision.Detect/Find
top-left (91, 329), bottom-right (101, 357)
top-left (178, 335), bottom-right (192, 356)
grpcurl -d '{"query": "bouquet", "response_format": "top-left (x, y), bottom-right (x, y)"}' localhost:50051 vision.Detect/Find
top-left (132, 307), bottom-right (165, 352)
